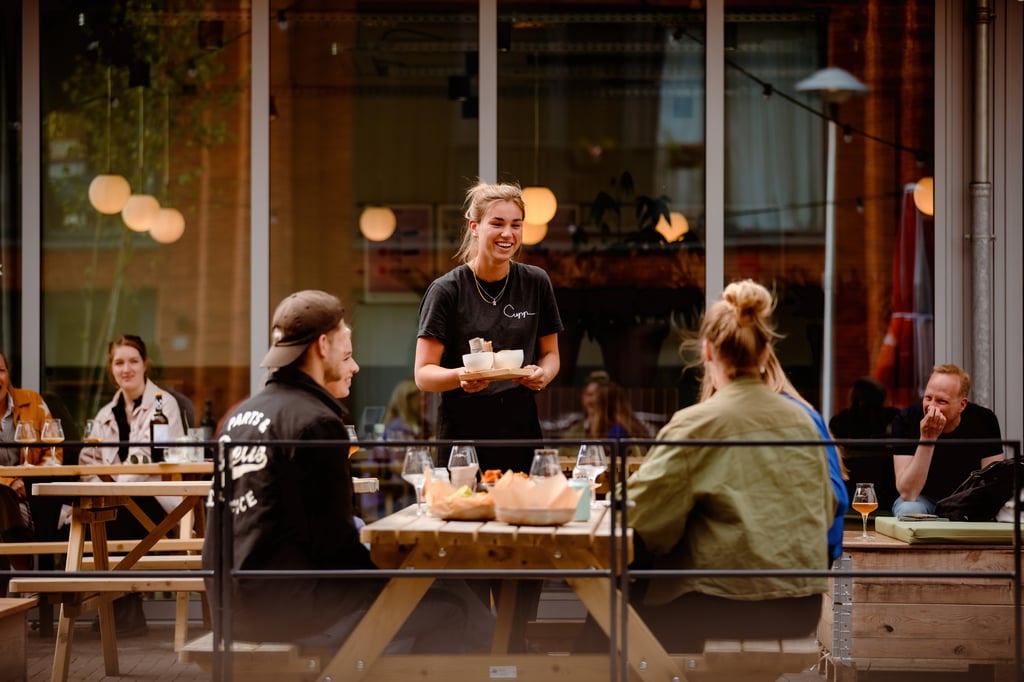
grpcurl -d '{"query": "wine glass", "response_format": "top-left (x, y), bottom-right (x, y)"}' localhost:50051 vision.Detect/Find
top-left (40, 418), bottom-right (64, 465)
top-left (852, 482), bottom-right (878, 539)
top-left (13, 421), bottom-right (37, 464)
top-left (529, 448), bottom-right (561, 481)
top-left (402, 447), bottom-right (433, 516)
top-left (574, 444), bottom-right (607, 487)
top-left (448, 444), bottom-right (479, 490)
top-left (83, 419), bottom-right (103, 443)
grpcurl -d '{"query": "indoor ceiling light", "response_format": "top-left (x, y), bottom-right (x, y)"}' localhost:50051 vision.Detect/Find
top-left (522, 221), bottom-right (548, 246)
top-left (149, 207), bottom-right (186, 243)
top-left (522, 186), bottom-right (557, 226)
top-left (913, 176), bottom-right (934, 216)
top-left (88, 67), bottom-right (131, 214)
top-left (359, 206), bottom-right (397, 242)
top-left (149, 92), bottom-right (187, 245)
top-left (89, 174), bottom-right (131, 215)
top-left (122, 86), bottom-right (159, 232)
top-left (655, 211), bottom-right (689, 242)
top-left (523, 54), bottom-right (557, 227)
top-left (122, 194), bottom-right (161, 232)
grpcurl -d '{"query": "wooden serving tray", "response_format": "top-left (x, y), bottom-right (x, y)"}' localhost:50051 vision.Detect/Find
top-left (459, 367), bottom-right (532, 381)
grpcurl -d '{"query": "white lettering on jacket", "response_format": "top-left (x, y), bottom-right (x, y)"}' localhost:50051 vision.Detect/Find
top-left (225, 410), bottom-right (271, 433)
top-left (229, 490), bottom-right (259, 515)
top-left (230, 444), bottom-right (268, 479)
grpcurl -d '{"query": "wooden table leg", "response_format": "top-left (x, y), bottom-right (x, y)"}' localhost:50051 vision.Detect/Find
top-left (491, 580), bottom-right (518, 654)
top-left (319, 546), bottom-right (446, 682)
top-left (86, 506), bottom-right (119, 677)
top-left (557, 544), bottom-right (687, 682)
top-left (49, 507), bottom-right (87, 682)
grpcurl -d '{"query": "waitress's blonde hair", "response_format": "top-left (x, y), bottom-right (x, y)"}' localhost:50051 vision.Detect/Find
top-left (453, 180), bottom-right (525, 264)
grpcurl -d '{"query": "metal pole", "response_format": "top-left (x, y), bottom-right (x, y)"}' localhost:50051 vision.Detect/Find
top-left (970, 0), bottom-right (994, 409)
top-left (822, 117), bottom-right (837, 422)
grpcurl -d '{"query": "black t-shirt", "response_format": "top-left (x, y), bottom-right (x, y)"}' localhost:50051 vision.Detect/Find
top-left (418, 261), bottom-right (563, 471)
top-left (891, 402), bottom-right (1003, 500)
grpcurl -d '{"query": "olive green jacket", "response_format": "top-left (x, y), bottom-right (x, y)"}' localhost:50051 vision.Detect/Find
top-left (626, 375), bottom-right (834, 605)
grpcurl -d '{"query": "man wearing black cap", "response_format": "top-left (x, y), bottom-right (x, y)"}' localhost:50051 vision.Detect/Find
top-left (204, 290), bottom-right (492, 652)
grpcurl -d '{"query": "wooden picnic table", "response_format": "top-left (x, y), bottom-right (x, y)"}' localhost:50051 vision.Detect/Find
top-left (26, 480), bottom-right (212, 682)
top-left (315, 503), bottom-right (695, 682)
top-left (0, 462), bottom-right (379, 492)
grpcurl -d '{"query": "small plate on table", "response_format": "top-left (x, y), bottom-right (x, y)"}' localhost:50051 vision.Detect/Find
top-left (495, 506), bottom-right (575, 526)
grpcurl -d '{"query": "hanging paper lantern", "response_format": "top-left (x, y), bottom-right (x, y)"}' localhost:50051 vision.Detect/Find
top-left (655, 211), bottom-right (690, 242)
top-left (522, 221), bottom-right (548, 246)
top-left (359, 206), bottom-right (397, 242)
top-left (913, 176), bottom-right (934, 216)
top-left (121, 194), bottom-right (161, 232)
top-left (88, 174), bottom-right (132, 214)
top-left (522, 186), bottom-right (557, 225)
top-left (150, 208), bottom-right (186, 244)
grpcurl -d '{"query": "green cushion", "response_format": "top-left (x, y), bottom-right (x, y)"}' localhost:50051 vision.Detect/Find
top-left (875, 515), bottom-right (1015, 544)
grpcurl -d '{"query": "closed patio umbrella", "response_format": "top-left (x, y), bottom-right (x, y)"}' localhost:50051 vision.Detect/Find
top-left (873, 184), bottom-right (934, 409)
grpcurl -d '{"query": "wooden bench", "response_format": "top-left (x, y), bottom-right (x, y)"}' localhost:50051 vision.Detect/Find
top-left (0, 537), bottom-right (205, 556)
top-left (0, 597), bottom-right (37, 682)
top-left (80, 553), bottom-right (204, 570)
top-left (179, 632), bottom-right (322, 681)
top-left (9, 575), bottom-right (205, 668)
top-left (673, 636), bottom-right (822, 681)
top-left (178, 625), bottom-right (819, 682)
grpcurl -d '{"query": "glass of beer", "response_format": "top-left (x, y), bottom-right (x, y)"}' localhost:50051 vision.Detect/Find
top-left (852, 482), bottom-right (878, 539)
top-left (40, 418), bottom-right (64, 465)
top-left (13, 421), bottom-right (37, 463)
top-left (83, 419), bottom-right (103, 443)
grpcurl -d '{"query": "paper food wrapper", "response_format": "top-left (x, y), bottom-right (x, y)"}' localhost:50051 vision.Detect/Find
top-left (424, 469), bottom-right (496, 520)
top-left (488, 470), bottom-right (581, 510)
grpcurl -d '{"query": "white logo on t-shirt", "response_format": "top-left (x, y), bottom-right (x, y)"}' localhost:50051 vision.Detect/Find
top-left (502, 304), bottom-right (536, 319)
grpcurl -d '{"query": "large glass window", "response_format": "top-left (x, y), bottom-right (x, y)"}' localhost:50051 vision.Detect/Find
top-left (496, 5), bottom-right (707, 437)
top-left (25, 0), bottom-right (938, 485)
top-left (0, 3), bottom-right (23, 376)
top-left (723, 1), bottom-right (935, 419)
top-left (39, 1), bottom-right (252, 434)
top-left (269, 4), bottom-right (480, 440)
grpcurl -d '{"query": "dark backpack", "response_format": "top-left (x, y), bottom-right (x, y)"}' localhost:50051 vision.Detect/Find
top-left (935, 459), bottom-right (1023, 522)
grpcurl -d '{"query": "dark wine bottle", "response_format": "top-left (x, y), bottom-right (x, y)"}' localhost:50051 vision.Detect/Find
top-left (150, 392), bottom-right (170, 463)
top-left (200, 400), bottom-right (217, 460)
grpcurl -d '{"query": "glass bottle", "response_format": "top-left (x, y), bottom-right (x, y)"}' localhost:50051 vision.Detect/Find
top-left (150, 392), bottom-right (170, 463)
top-left (200, 400), bottom-right (217, 459)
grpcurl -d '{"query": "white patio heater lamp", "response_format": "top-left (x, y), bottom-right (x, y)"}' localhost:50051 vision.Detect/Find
top-left (796, 67), bottom-right (868, 422)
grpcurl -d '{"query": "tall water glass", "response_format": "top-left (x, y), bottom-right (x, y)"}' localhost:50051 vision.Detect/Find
top-left (448, 444), bottom-right (479, 490)
top-left (574, 444), bottom-right (608, 485)
top-left (402, 447), bottom-right (432, 516)
top-left (529, 448), bottom-right (561, 481)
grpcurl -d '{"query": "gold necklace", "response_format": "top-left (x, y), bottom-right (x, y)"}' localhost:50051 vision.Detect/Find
top-left (471, 266), bottom-right (510, 306)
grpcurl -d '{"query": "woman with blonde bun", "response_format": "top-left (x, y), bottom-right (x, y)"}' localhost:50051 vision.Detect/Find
top-left (698, 309), bottom-right (849, 564)
top-left (619, 279), bottom-right (835, 652)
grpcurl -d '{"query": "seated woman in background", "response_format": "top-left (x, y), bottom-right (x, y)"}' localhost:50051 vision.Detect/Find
top-left (619, 279), bottom-right (835, 652)
top-left (562, 370), bottom-right (651, 458)
top-left (77, 334), bottom-right (186, 636)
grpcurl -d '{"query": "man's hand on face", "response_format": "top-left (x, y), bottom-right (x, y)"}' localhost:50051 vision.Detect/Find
top-left (919, 404), bottom-right (947, 440)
